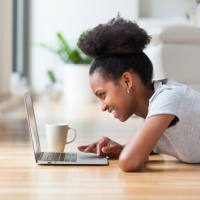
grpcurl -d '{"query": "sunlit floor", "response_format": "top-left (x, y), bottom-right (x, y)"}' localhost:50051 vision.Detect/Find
top-left (1, 95), bottom-right (200, 200)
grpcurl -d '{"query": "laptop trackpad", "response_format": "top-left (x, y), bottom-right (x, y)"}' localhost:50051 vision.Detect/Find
top-left (78, 153), bottom-right (108, 165)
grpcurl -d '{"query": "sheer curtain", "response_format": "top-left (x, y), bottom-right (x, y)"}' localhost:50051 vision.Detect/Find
top-left (0, 0), bottom-right (12, 97)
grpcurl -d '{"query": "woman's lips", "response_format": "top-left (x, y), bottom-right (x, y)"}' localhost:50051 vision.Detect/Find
top-left (111, 110), bottom-right (119, 118)
top-left (108, 108), bottom-right (119, 118)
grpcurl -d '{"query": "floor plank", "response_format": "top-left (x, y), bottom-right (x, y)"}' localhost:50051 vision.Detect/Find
top-left (0, 97), bottom-right (200, 199)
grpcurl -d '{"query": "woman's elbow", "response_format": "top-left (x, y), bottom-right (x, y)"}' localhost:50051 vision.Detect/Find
top-left (118, 157), bottom-right (143, 172)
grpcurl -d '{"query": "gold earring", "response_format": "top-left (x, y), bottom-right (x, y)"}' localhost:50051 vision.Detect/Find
top-left (127, 89), bottom-right (130, 94)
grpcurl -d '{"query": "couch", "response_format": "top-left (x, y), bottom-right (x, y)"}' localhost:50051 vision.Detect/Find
top-left (145, 24), bottom-right (200, 91)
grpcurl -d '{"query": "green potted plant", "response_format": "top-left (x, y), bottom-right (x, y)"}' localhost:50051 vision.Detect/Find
top-left (41, 32), bottom-right (92, 64)
top-left (41, 32), bottom-right (94, 106)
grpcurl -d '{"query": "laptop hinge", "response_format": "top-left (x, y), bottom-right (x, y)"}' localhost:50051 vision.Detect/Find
top-left (35, 152), bottom-right (43, 162)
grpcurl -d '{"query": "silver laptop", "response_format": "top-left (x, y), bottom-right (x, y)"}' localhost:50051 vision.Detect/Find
top-left (24, 92), bottom-right (108, 165)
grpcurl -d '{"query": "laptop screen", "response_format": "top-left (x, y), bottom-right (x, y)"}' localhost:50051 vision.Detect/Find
top-left (24, 92), bottom-right (41, 157)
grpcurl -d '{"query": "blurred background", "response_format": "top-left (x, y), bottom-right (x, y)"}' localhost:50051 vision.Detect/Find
top-left (0, 0), bottom-right (200, 148)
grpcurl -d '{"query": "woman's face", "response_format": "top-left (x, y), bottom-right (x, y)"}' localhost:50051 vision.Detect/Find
top-left (89, 71), bottom-right (136, 122)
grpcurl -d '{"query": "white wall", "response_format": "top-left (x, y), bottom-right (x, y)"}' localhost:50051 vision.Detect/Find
top-left (139, 0), bottom-right (196, 18)
top-left (30, 0), bottom-right (139, 92)
top-left (0, 0), bottom-right (12, 96)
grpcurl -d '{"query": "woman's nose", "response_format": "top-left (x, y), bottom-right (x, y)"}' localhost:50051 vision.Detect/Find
top-left (101, 102), bottom-right (107, 111)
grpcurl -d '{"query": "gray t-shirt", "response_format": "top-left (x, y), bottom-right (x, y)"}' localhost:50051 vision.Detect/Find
top-left (146, 79), bottom-right (200, 163)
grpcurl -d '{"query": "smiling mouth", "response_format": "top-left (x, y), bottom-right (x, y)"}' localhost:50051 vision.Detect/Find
top-left (108, 108), bottom-right (118, 118)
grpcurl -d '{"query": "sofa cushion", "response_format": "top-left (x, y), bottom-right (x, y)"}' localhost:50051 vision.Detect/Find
top-left (160, 25), bottom-right (200, 44)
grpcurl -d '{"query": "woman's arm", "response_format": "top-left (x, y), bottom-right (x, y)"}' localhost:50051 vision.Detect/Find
top-left (119, 114), bottom-right (175, 172)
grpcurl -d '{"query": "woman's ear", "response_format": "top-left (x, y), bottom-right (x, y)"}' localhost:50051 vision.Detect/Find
top-left (120, 72), bottom-right (134, 90)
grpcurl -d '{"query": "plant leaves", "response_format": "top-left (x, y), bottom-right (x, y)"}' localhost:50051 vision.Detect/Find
top-left (41, 32), bottom-right (92, 64)
top-left (47, 70), bottom-right (57, 84)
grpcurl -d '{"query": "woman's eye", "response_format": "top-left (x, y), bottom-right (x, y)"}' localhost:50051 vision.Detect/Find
top-left (99, 93), bottom-right (105, 99)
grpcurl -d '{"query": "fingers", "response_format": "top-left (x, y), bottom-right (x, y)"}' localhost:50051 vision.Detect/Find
top-left (78, 137), bottom-right (111, 156)
top-left (97, 137), bottom-right (109, 156)
top-left (84, 143), bottom-right (97, 153)
top-left (101, 146), bottom-right (110, 154)
top-left (78, 143), bottom-right (97, 154)
top-left (78, 145), bottom-right (88, 152)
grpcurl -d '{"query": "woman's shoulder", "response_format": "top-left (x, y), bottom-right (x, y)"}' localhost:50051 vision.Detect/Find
top-left (147, 79), bottom-right (187, 119)
top-left (147, 79), bottom-right (200, 119)
top-left (150, 79), bottom-right (184, 104)
top-left (153, 79), bottom-right (200, 99)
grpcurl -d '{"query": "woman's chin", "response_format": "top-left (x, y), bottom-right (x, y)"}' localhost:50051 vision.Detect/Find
top-left (116, 115), bottom-right (127, 122)
top-left (118, 114), bottom-right (131, 122)
top-left (112, 112), bottom-right (130, 122)
top-left (119, 117), bottom-right (128, 122)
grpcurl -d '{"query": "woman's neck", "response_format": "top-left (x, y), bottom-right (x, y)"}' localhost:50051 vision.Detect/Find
top-left (134, 83), bottom-right (154, 118)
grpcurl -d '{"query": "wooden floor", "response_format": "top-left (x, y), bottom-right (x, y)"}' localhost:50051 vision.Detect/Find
top-left (0, 96), bottom-right (200, 199)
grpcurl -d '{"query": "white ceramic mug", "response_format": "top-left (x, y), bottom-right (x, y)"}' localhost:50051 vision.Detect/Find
top-left (46, 123), bottom-right (77, 152)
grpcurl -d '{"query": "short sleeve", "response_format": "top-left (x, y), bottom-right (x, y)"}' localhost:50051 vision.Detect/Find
top-left (147, 87), bottom-right (182, 120)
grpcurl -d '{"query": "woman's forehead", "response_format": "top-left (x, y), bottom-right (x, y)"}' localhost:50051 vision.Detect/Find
top-left (89, 72), bottom-right (116, 89)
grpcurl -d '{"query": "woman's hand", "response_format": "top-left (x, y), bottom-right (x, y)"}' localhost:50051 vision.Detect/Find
top-left (78, 137), bottom-right (124, 159)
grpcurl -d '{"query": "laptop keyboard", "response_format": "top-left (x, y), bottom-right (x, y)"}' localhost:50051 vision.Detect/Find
top-left (40, 152), bottom-right (77, 162)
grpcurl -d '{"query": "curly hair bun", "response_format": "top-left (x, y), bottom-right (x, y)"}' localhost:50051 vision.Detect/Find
top-left (77, 16), bottom-right (151, 58)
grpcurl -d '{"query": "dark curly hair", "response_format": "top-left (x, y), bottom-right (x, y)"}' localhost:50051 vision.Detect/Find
top-left (77, 16), bottom-right (153, 87)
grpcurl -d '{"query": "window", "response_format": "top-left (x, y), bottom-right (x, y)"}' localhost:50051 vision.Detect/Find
top-left (13, 0), bottom-right (30, 81)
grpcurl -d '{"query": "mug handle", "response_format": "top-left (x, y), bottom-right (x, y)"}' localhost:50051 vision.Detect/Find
top-left (66, 127), bottom-right (77, 144)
